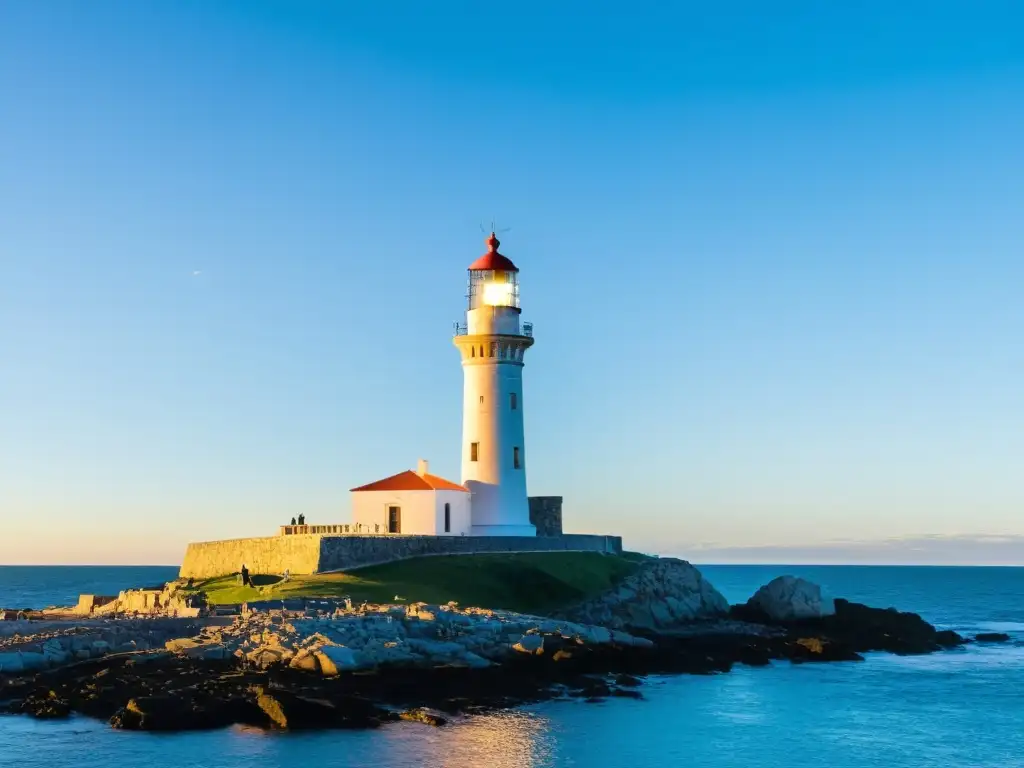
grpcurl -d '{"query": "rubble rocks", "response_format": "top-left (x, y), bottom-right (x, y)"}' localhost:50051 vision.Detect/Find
top-left (0, 618), bottom-right (203, 674)
top-left (0, 574), bottom-right (973, 734)
top-left (142, 600), bottom-right (664, 676)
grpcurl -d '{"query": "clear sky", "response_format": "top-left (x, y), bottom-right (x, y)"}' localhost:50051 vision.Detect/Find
top-left (1, 1), bottom-right (1023, 565)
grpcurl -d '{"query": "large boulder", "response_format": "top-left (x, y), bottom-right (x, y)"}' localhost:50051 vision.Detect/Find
top-left (0, 651), bottom-right (48, 674)
top-left (110, 696), bottom-right (205, 731)
top-left (559, 558), bottom-right (729, 632)
top-left (254, 688), bottom-right (340, 730)
top-left (315, 645), bottom-right (360, 675)
top-left (744, 576), bottom-right (835, 622)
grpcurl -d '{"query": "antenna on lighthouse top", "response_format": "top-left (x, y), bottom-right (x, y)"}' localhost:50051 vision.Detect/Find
top-left (480, 219), bottom-right (512, 236)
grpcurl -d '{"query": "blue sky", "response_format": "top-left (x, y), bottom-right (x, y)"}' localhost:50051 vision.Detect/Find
top-left (1, 1), bottom-right (1022, 564)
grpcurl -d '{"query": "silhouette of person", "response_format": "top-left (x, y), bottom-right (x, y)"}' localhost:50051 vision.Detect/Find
top-left (290, 517), bottom-right (297, 526)
top-left (240, 564), bottom-right (252, 587)
top-left (297, 513), bottom-right (305, 526)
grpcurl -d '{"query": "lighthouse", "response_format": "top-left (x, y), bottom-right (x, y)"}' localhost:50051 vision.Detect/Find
top-left (453, 233), bottom-right (536, 536)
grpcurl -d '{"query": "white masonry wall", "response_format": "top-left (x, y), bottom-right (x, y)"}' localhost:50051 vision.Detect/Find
top-left (459, 303), bottom-right (535, 536)
top-left (434, 490), bottom-right (472, 536)
top-left (351, 490), bottom-right (438, 535)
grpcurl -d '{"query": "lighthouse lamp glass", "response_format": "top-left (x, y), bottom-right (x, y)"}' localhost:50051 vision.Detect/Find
top-left (482, 281), bottom-right (515, 307)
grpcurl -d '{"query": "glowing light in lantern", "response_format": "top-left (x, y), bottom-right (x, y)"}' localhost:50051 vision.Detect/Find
top-left (482, 281), bottom-right (514, 306)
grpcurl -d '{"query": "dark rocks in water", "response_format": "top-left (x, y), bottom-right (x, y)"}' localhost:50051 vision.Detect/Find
top-left (823, 599), bottom-right (965, 654)
top-left (731, 640), bottom-right (774, 667)
top-left (18, 690), bottom-right (71, 719)
top-left (787, 637), bottom-right (863, 664)
top-left (614, 673), bottom-right (643, 687)
top-left (109, 691), bottom-right (266, 732)
top-left (111, 696), bottom-right (206, 731)
top-left (975, 632), bottom-right (1011, 643)
top-left (569, 679), bottom-right (612, 699)
top-left (255, 687), bottom-right (351, 730)
top-left (609, 687), bottom-right (643, 700)
top-left (731, 598), bottom-right (964, 656)
top-left (398, 708), bottom-right (447, 727)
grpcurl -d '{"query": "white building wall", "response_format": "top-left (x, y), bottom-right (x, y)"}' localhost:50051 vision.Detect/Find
top-left (433, 490), bottom-right (472, 536)
top-left (351, 490), bottom-right (438, 535)
top-left (467, 304), bottom-right (521, 335)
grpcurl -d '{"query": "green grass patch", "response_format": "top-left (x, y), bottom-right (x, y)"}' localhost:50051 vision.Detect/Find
top-left (192, 551), bottom-right (643, 614)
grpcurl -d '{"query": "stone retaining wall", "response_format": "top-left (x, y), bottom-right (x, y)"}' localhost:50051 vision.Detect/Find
top-left (179, 535), bottom-right (323, 579)
top-left (318, 533), bottom-right (621, 572)
top-left (179, 533), bottom-right (622, 579)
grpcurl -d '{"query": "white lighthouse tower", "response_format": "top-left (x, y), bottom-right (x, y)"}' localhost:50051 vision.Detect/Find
top-left (453, 233), bottom-right (536, 536)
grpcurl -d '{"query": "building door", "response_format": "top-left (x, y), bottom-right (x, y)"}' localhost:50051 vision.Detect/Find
top-left (387, 506), bottom-right (401, 534)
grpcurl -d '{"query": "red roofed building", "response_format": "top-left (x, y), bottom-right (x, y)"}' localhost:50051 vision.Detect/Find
top-left (351, 460), bottom-right (472, 535)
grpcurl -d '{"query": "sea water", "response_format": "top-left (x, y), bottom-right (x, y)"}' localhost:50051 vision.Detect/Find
top-left (1, 565), bottom-right (1022, 768)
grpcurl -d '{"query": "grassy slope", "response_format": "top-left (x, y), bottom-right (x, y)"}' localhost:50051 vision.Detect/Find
top-left (193, 552), bottom-right (646, 614)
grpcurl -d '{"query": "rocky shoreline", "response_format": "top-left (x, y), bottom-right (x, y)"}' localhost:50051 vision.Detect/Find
top-left (0, 563), bottom-right (974, 732)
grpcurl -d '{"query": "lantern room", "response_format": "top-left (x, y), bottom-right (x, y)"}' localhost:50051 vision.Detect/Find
top-left (466, 233), bottom-right (520, 311)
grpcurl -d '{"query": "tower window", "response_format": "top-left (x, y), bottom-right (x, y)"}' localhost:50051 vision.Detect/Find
top-left (470, 442), bottom-right (479, 461)
top-left (479, 395), bottom-right (484, 404)
top-left (510, 392), bottom-right (517, 410)
top-left (513, 446), bottom-right (521, 469)
top-left (444, 502), bottom-right (451, 533)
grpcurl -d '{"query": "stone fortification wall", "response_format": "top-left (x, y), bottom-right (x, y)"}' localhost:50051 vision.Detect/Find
top-left (528, 496), bottom-right (563, 536)
top-left (318, 533), bottom-right (620, 572)
top-left (179, 533), bottom-right (622, 579)
top-left (179, 535), bottom-right (322, 580)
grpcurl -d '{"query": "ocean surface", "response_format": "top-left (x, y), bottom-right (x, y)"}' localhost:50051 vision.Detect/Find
top-left (2, 564), bottom-right (1023, 768)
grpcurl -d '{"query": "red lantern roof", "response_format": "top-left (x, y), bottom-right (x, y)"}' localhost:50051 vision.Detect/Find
top-left (468, 233), bottom-right (518, 272)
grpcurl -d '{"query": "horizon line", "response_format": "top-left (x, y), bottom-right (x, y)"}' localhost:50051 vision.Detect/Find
top-left (2, 561), bottom-right (1024, 568)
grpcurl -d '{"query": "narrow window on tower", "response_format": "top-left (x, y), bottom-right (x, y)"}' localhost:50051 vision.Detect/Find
top-left (470, 442), bottom-right (479, 462)
top-left (513, 447), bottom-right (521, 469)
top-left (510, 392), bottom-right (517, 410)
top-left (444, 503), bottom-right (451, 533)
top-left (479, 395), bottom-right (484, 404)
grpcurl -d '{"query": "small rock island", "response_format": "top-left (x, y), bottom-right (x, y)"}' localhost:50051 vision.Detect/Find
top-left (1, 553), bottom-right (968, 731)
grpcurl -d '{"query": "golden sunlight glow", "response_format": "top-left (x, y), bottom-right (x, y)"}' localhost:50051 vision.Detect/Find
top-left (482, 281), bottom-right (514, 306)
